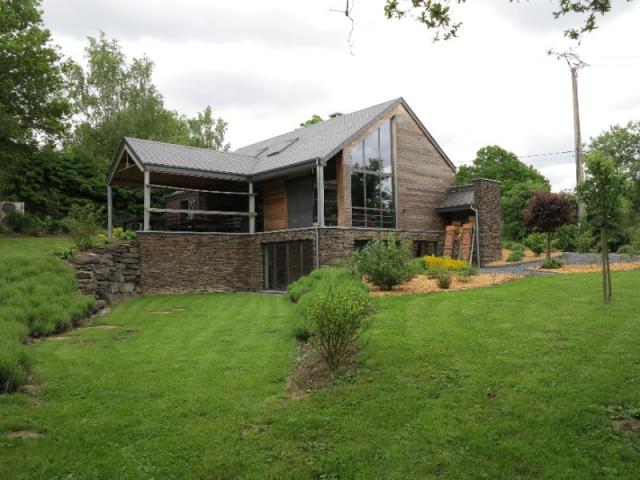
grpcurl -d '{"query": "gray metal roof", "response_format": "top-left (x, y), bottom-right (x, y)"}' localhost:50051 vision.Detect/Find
top-left (123, 137), bottom-right (259, 176)
top-left (235, 98), bottom-right (401, 174)
top-left (118, 97), bottom-right (454, 181)
top-left (437, 188), bottom-right (475, 212)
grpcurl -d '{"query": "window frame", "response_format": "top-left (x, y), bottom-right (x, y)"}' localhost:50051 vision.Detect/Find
top-left (350, 118), bottom-right (396, 228)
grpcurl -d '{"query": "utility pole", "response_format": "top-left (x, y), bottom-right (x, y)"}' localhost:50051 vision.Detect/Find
top-left (550, 50), bottom-right (588, 223)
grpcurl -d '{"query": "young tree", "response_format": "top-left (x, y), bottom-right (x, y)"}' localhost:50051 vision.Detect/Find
top-left (578, 151), bottom-right (626, 304)
top-left (523, 192), bottom-right (575, 262)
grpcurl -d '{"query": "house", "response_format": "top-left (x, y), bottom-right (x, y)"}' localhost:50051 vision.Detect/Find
top-left (107, 98), bottom-right (501, 293)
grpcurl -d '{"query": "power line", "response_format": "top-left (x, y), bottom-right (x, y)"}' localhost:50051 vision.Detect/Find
top-left (518, 149), bottom-right (575, 159)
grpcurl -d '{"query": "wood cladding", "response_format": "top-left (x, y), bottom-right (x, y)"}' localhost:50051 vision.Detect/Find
top-left (338, 104), bottom-right (455, 230)
top-left (262, 178), bottom-right (287, 231)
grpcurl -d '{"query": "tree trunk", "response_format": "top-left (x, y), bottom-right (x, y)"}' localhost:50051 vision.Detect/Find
top-left (546, 232), bottom-right (552, 262)
top-left (601, 227), bottom-right (611, 304)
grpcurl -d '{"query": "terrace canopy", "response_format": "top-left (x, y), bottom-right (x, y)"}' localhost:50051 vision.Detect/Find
top-left (107, 138), bottom-right (260, 235)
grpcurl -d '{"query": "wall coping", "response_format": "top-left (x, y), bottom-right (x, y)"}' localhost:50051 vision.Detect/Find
top-left (137, 226), bottom-right (445, 236)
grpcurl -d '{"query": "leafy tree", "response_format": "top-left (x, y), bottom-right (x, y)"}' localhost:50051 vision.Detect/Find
top-left (456, 146), bottom-right (550, 241)
top-left (523, 191), bottom-right (575, 262)
top-left (0, 0), bottom-right (70, 143)
top-left (187, 106), bottom-right (230, 151)
top-left (0, 0), bottom-right (71, 185)
top-left (66, 33), bottom-right (230, 222)
top-left (299, 114), bottom-right (323, 128)
top-left (589, 122), bottom-right (640, 220)
top-left (382, 0), bottom-right (633, 41)
top-left (578, 151), bottom-right (626, 304)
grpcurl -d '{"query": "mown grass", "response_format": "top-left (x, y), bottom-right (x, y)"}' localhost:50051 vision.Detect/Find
top-left (1, 270), bottom-right (640, 478)
top-left (0, 236), bottom-right (93, 392)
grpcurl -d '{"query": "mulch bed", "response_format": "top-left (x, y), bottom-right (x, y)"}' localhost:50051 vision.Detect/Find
top-left (285, 341), bottom-right (358, 398)
top-left (487, 248), bottom-right (562, 267)
top-left (369, 273), bottom-right (520, 297)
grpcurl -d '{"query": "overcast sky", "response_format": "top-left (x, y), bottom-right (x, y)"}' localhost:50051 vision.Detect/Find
top-left (42, 0), bottom-right (640, 191)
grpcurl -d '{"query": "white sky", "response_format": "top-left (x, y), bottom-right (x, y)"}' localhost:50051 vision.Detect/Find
top-left (42, 0), bottom-right (640, 191)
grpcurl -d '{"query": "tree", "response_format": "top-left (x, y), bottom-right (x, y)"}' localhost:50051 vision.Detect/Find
top-left (66, 33), bottom-right (230, 221)
top-left (382, 0), bottom-right (633, 41)
top-left (456, 145), bottom-right (550, 241)
top-left (589, 122), bottom-right (640, 218)
top-left (523, 191), bottom-right (575, 262)
top-left (299, 114), bottom-right (323, 127)
top-left (578, 151), bottom-right (626, 304)
top-left (0, 0), bottom-right (71, 183)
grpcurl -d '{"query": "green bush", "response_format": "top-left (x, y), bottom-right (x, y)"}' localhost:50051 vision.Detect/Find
top-left (436, 272), bottom-right (452, 289)
top-left (61, 203), bottom-right (104, 249)
top-left (353, 236), bottom-right (416, 290)
top-left (288, 267), bottom-right (360, 304)
top-left (552, 224), bottom-right (596, 253)
top-left (506, 249), bottom-right (525, 262)
top-left (541, 258), bottom-right (562, 269)
top-left (302, 284), bottom-right (371, 370)
top-left (54, 246), bottom-right (78, 260)
top-left (0, 322), bottom-right (30, 393)
top-left (524, 232), bottom-right (546, 256)
top-left (3, 211), bottom-right (35, 233)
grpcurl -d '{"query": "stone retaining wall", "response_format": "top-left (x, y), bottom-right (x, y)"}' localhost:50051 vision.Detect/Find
top-left (137, 228), bottom-right (445, 293)
top-left (69, 240), bottom-right (141, 307)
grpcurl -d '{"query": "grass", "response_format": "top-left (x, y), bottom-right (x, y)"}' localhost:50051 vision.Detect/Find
top-left (0, 236), bottom-right (93, 392)
top-left (0, 236), bottom-right (72, 259)
top-left (1, 267), bottom-right (640, 478)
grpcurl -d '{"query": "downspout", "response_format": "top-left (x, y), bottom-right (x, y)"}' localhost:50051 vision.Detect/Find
top-left (470, 205), bottom-right (481, 267)
top-left (314, 159), bottom-right (320, 269)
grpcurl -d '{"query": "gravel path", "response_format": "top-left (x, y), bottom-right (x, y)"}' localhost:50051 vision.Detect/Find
top-left (480, 252), bottom-right (640, 276)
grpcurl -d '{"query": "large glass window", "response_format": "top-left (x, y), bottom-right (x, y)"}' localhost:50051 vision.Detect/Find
top-left (350, 119), bottom-right (395, 228)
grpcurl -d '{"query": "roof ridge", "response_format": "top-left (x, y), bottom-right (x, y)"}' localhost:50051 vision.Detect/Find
top-left (125, 137), bottom-right (259, 160)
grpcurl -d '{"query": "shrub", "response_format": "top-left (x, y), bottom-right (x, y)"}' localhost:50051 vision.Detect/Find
top-left (61, 203), bottom-right (104, 249)
top-left (552, 224), bottom-right (596, 253)
top-left (3, 211), bottom-right (35, 233)
top-left (436, 272), bottom-right (452, 289)
top-left (112, 227), bottom-right (137, 240)
top-left (54, 246), bottom-right (78, 260)
top-left (618, 244), bottom-right (640, 256)
top-left (353, 236), bottom-right (416, 290)
top-left (541, 258), bottom-right (562, 269)
top-left (302, 284), bottom-right (371, 370)
top-left (0, 322), bottom-right (30, 394)
top-left (288, 267), bottom-right (360, 304)
top-left (524, 232), bottom-right (546, 256)
top-left (423, 255), bottom-right (469, 272)
top-left (506, 249), bottom-right (525, 262)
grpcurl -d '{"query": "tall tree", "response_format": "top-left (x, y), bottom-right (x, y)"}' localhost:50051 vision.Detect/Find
top-left (589, 122), bottom-right (640, 218)
top-left (382, 0), bottom-right (634, 41)
top-left (66, 33), bottom-right (230, 223)
top-left (578, 151), bottom-right (626, 304)
top-left (0, 0), bottom-right (70, 186)
top-left (455, 145), bottom-right (550, 241)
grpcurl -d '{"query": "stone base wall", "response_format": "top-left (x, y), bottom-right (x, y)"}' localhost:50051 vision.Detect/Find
top-left (137, 228), bottom-right (445, 293)
top-left (69, 240), bottom-right (141, 308)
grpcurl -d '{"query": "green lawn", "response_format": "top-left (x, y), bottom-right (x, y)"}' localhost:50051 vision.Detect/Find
top-left (0, 236), bottom-right (71, 259)
top-left (1, 259), bottom-right (640, 477)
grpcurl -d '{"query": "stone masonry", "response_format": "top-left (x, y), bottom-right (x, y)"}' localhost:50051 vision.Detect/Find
top-left (69, 240), bottom-right (141, 308)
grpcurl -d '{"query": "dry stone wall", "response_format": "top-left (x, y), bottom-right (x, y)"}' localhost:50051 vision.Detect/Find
top-left (69, 240), bottom-right (141, 308)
